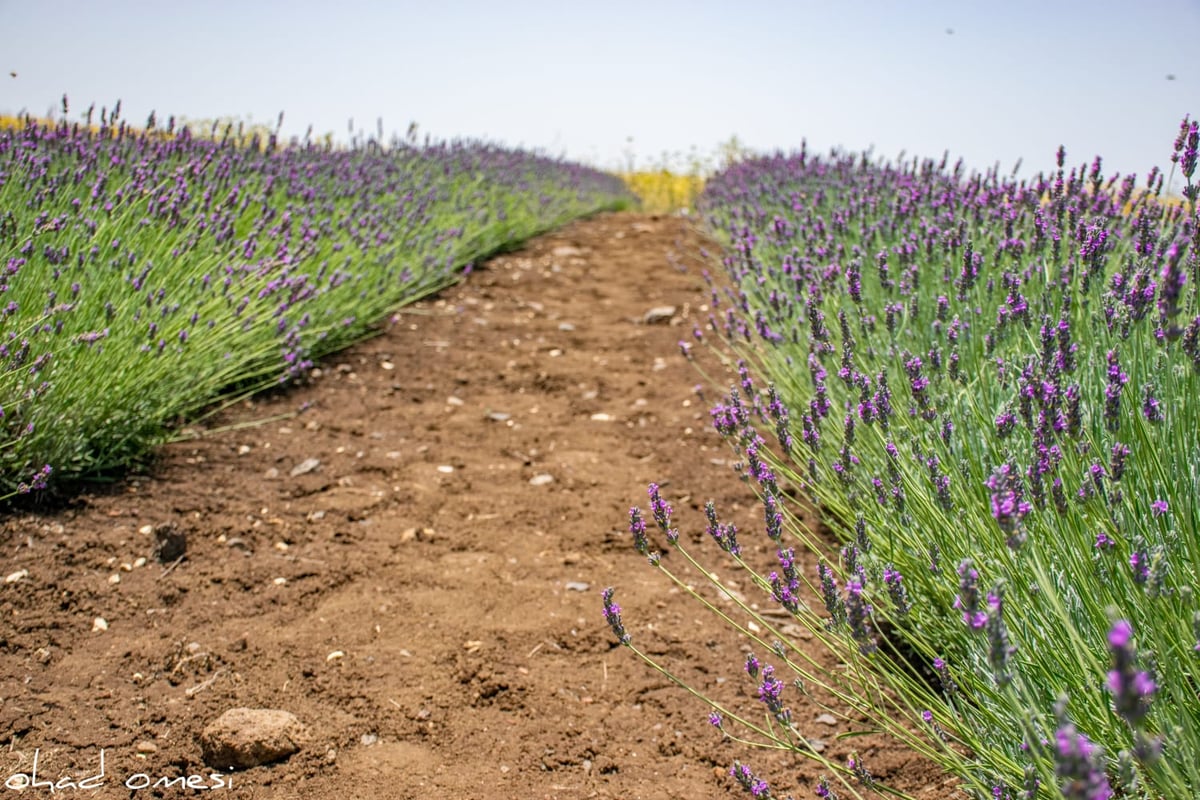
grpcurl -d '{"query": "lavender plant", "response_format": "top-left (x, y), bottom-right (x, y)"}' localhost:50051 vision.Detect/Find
top-left (608, 118), bottom-right (1198, 798)
top-left (0, 100), bottom-right (632, 499)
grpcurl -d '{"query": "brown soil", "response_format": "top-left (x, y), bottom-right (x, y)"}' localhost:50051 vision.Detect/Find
top-left (0, 213), bottom-right (950, 799)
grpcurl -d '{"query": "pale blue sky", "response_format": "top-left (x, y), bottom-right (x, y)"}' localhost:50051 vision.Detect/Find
top-left (2, 1), bottom-right (1196, 183)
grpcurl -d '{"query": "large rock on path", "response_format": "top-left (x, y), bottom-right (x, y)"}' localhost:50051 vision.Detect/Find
top-left (199, 708), bottom-right (306, 769)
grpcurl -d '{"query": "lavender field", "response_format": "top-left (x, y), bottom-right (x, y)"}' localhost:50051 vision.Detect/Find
top-left (613, 118), bottom-right (1199, 799)
top-left (4, 96), bottom-right (1198, 800)
top-left (0, 106), bottom-right (631, 498)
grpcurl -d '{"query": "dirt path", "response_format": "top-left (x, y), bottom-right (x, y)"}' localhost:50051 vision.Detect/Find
top-left (1, 214), bottom-right (945, 799)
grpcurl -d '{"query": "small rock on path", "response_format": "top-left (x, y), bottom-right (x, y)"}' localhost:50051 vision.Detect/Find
top-left (200, 708), bottom-right (306, 769)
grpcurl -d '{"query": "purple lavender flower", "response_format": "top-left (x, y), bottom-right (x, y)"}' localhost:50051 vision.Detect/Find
top-left (1173, 115), bottom-right (1191, 161)
top-left (985, 587), bottom-right (1016, 686)
top-left (628, 506), bottom-right (649, 554)
top-left (704, 500), bottom-right (741, 556)
top-left (1108, 444), bottom-right (1131, 481)
top-left (16, 464), bottom-right (53, 494)
top-left (1180, 117), bottom-right (1198, 184)
top-left (1184, 316), bottom-right (1200, 370)
top-left (845, 259), bottom-right (862, 303)
top-left (853, 516), bottom-right (871, 553)
top-left (770, 547), bottom-right (802, 613)
top-left (745, 440), bottom-right (778, 492)
top-left (818, 560), bottom-right (845, 626)
top-left (708, 711), bottom-right (723, 728)
top-left (987, 464), bottom-right (1030, 548)
top-left (762, 490), bottom-right (784, 541)
top-left (766, 383), bottom-right (793, 455)
top-left (1103, 349), bottom-right (1128, 432)
top-left (844, 577), bottom-right (876, 654)
top-left (846, 754), bottom-right (875, 788)
top-left (30, 464), bottom-right (52, 491)
top-left (1052, 477), bottom-right (1069, 514)
top-left (932, 656), bottom-right (957, 698)
top-left (730, 761), bottom-right (772, 798)
top-left (1054, 719), bottom-right (1112, 800)
top-left (1150, 499), bottom-right (1168, 517)
top-left (601, 587), bottom-right (630, 645)
top-left (745, 653), bottom-right (761, 678)
top-left (1065, 384), bottom-right (1083, 438)
top-left (814, 777), bottom-right (838, 799)
top-left (872, 371), bottom-right (893, 427)
top-left (647, 482), bottom-right (678, 542)
top-left (883, 566), bottom-right (910, 614)
top-left (1106, 620), bottom-right (1156, 728)
top-left (755, 664), bottom-right (790, 725)
top-left (1129, 546), bottom-right (1151, 584)
top-left (995, 410), bottom-right (1018, 438)
top-left (1141, 384), bottom-right (1164, 423)
top-left (954, 559), bottom-right (987, 629)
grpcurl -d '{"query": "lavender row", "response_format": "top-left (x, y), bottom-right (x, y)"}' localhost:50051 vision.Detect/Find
top-left (0, 104), bottom-right (632, 497)
top-left (607, 120), bottom-right (1196, 798)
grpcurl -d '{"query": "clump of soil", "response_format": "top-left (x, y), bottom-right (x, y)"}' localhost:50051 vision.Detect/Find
top-left (0, 213), bottom-right (950, 798)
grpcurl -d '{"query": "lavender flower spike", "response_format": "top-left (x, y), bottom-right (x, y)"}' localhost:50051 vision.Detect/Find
top-left (601, 587), bottom-right (630, 645)
top-left (628, 506), bottom-right (649, 554)
top-left (755, 664), bottom-right (791, 725)
top-left (646, 482), bottom-right (678, 543)
top-left (1107, 620), bottom-right (1155, 728)
top-left (1054, 721), bottom-right (1112, 800)
top-left (729, 761), bottom-right (773, 798)
top-left (954, 559), bottom-right (987, 629)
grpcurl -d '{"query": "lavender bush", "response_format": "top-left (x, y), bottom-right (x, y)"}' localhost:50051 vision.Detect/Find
top-left (0, 100), bottom-right (632, 498)
top-left (609, 117), bottom-right (1198, 798)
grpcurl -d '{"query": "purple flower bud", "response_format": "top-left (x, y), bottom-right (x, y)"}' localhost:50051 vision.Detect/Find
top-left (730, 761), bottom-right (772, 798)
top-left (985, 587), bottom-right (1016, 686)
top-left (755, 665), bottom-right (789, 725)
top-left (704, 500), bottom-right (741, 556)
top-left (744, 653), bottom-right (760, 678)
top-left (987, 464), bottom-right (1030, 547)
top-left (954, 559), bottom-right (987, 629)
top-left (844, 577), bottom-right (876, 654)
top-left (628, 506), bottom-right (649, 554)
top-left (818, 560), bottom-right (845, 626)
top-left (601, 587), bottom-right (630, 645)
top-left (883, 566), bottom-right (910, 614)
top-left (1107, 620), bottom-right (1156, 729)
top-left (1103, 350), bottom-right (1127, 432)
top-left (932, 656), bottom-right (957, 697)
top-left (647, 482), bottom-right (677, 543)
top-left (1054, 720), bottom-right (1111, 800)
